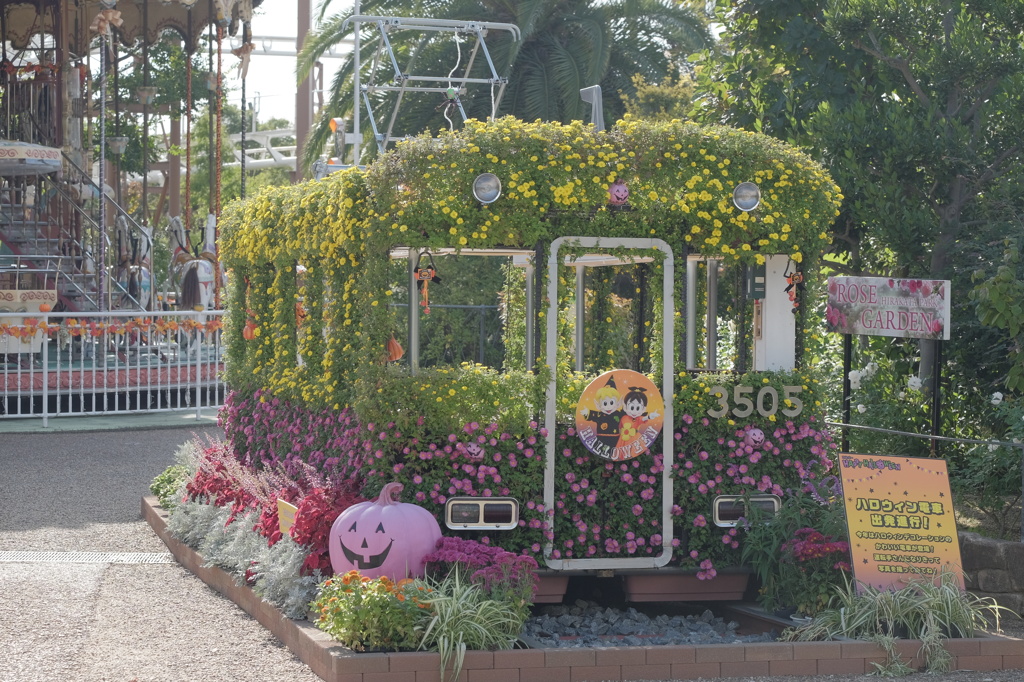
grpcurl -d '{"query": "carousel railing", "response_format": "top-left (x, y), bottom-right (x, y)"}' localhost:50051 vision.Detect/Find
top-left (0, 309), bottom-right (226, 424)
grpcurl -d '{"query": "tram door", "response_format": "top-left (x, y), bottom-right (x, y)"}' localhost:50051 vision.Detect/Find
top-left (543, 237), bottom-right (676, 571)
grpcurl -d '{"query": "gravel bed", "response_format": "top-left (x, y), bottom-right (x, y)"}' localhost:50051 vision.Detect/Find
top-left (523, 599), bottom-right (778, 648)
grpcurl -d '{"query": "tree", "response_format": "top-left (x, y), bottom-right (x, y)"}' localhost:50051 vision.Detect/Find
top-left (185, 105), bottom-right (293, 226)
top-left (297, 0), bottom-right (713, 171)
top-left (620, 73), bottom-right (696, 122)
top-left (691, 0), bottom-right (1024, 392)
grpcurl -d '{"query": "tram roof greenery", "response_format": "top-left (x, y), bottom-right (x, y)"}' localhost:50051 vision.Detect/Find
top-left (221, 116), bottom-right (842, 270)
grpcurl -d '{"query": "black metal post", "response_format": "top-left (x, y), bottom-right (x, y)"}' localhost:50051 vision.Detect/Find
top-left (635, 264), bottom-right (647, 370)
top-left (532, 242), bottom-right (544, 373)
top-left (931, 340), bottom-right (942, 457)
top-left (737, 265), bottom-right (747, 374)
top-left (842, 333), bottom-right (852, 452)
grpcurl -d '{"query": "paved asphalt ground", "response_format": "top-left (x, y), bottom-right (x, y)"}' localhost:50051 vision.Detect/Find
top-left (0, 414), bottom-right (321, 682)
top-left (2, 413), bottom-right (1023, 682)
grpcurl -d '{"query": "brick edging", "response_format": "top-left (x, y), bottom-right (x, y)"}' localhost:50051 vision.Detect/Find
top-left (142, 496), bottom-right (1024, 682)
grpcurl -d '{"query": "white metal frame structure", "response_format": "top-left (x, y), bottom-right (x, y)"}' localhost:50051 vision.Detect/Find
top-left (543, 237), bottom-right (675, 570)
top-left (339, 16), bottom-right (520, 159)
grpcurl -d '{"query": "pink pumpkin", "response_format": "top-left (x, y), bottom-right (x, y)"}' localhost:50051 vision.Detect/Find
top-left (608, 179), bottom-right (629, 206)
top-left (744, 428), bottom-right (766, 448)
top-left (328, 481), bottom-right (442, 580)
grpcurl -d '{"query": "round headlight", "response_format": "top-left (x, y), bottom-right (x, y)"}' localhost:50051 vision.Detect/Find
top-left (732, 182), bottom-right (761, 212)
top-left (473, 173), bottom-right (502, 204)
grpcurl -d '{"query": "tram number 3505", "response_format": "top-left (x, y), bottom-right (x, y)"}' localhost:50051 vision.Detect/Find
top-left (706, 385), bottom-right (804, 419)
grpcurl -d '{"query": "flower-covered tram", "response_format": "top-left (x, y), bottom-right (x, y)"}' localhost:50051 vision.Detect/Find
top-left (218, 116), bottom-right (843, 600)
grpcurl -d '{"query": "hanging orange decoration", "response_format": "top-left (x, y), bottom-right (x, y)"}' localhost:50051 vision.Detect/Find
top-left (785, 270), bottom-right (803, 313)
top-left (386, 334), bottom-right (404, 362)
top-left (242, 319), bottom-right (257, 340)
top-left (413, 252), bottom-right (442, 315)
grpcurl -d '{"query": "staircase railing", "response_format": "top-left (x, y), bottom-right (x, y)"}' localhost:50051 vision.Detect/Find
top-left (54, 152), bottom-right (155, 311)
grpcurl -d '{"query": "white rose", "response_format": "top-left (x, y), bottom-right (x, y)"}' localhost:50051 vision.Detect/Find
top-left (907, 376), bottom-right (922, 391)
top-left (857, 404), bottom-right (867, 413)
top-left (898, 391), bottom-right (906, 399)
top-left (991, 392), bottom-right (1004, 406)
top-left (864, 362), bottom-right (878, 378)
top-left (988, 443), bottom-right (1000, 452)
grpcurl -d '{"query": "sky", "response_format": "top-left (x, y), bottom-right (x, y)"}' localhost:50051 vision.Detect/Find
top-left (222, 3), bottom-right (347, 127)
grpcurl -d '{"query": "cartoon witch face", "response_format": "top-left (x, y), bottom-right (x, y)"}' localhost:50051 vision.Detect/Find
top-left (623, 394), bottom-right (647, 419)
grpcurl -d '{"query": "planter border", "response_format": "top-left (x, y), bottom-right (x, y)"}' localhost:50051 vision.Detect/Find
top-left (143, 496), bottom-right (1024, 682)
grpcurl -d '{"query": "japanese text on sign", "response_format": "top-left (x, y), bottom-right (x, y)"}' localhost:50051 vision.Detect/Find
top-left (838, 453), bottom-right (963, 591)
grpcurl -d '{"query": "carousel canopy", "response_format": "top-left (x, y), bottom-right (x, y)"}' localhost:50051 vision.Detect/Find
top-left (0, 0), bottom-right (262, 53)
top-left (0, 140), bottom-right (61, 176)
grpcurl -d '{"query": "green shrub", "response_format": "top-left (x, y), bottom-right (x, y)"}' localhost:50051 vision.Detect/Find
top-left (150, 464), bottom-right (189, 510)
top-left (741, 489), bottom-right (850, 616)
top-left (784, 569), bottom-right (1014, 674)
top-left (419, 570), bottom-right (527, 682)
top-left (311, 571), bottom-right (431, 652)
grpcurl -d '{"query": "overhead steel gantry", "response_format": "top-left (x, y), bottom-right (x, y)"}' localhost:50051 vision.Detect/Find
top-left (339, 16), bottom-right (521, 162)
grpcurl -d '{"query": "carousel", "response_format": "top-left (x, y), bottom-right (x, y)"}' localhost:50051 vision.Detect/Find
top-left (0, 0), bottom-right (258, 412)
top-left (0, 0), bottom-right (260, 314)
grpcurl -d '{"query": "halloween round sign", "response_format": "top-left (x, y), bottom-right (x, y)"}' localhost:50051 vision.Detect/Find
top-left (574, 369), bottom-right (664, 461)
top-left (328, 482), bottom-right (441, 580)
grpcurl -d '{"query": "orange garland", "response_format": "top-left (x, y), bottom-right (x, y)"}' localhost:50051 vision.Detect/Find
top-left (0, 318), bottom-right (223, 339)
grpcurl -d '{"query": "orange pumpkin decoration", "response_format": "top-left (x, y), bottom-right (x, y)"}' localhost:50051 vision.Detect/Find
top-left (242, 319), bottom-right (257, 340)
top-left (38, 303), bottom-right (51, 313)
top-left (386, 334), bottom-right (404, 362)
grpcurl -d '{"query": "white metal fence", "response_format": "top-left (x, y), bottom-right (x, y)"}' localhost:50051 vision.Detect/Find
top-left (0, 310), bottom-right (226, 425)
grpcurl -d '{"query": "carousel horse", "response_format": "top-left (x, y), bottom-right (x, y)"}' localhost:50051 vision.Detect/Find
top-left (168, 215), bottom-right (219, 357)
top-left (168, 214), bottom-right (218, 312)
top-left (115, 215), bottom-right (153, 309)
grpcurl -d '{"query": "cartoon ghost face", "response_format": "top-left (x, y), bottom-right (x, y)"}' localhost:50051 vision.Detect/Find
top-left (744, 428), bottom-right (766, 447)
top-left (608, 180), bottom-right (629, 205)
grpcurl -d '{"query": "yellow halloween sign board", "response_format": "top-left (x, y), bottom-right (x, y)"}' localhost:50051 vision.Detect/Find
top-left (277, 499), bottom-right (298, 535)
top-left (838, 453), bottom-right (963, 592)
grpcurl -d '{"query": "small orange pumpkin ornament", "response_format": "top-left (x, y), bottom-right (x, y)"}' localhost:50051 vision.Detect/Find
top-left (242, 319), bottom-right (257, 340)
top-left (38, 303), bottom-right (52, 313)
top-left (386, 334), bottom-right (404, 362)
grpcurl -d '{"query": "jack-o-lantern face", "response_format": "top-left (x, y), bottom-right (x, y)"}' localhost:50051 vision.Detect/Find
top-left (608, 179), bottom-right (629, 206)
top-left (329, 481), bottom-right (442, 580)
top-left (339, 519), bottom-right (394, 570)
top-left (744, 428), bottom-right (766, 448)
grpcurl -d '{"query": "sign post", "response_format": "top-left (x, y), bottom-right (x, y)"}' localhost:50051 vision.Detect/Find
top-left (827, 277), bottom-right (951, 450)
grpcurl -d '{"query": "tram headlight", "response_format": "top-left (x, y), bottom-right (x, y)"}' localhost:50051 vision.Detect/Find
top-left (732, 182), bottom-right (761, 212)
top-left (472, 173), bottom-right (502, 205)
